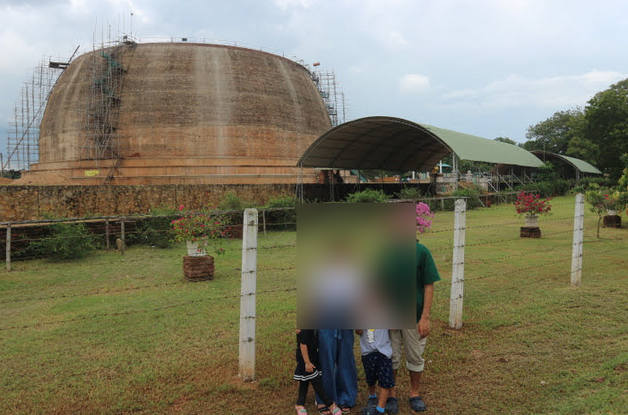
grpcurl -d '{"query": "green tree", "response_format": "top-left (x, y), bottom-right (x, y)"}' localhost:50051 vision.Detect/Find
top-left (565, 135), bottom-right (599, 164)
top-left (584, 78), bottom-right (628, 180)
top-left (523, 108), bottom-right (585, 154)
top-left (494, 136), bottom-right (518, 145)
top-left (618, 153), bottom-right (628, 191)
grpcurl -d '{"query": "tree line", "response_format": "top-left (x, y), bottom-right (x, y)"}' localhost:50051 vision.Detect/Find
top-left (521, 78), bottom-right (628, 180)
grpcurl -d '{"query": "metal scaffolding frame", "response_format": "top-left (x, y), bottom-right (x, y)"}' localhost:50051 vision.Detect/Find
top-left (78, 36), bottom-right (134, 162)
top-left (308, 68), bottom-right (346, 127)
top-left (3, 54), bottom-right (72, 171)
top-left (76, 26), bottom-right (137, 183)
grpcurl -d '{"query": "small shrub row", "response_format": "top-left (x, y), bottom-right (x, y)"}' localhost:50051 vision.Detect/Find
top-left (345, 189), bottom-right (390, 203)
top-left (26, 222), bottom-right (101, 261)
top-left (264, 194), bottom-right (297, 231)
top-left (517, 179), bottom-right (573, 198)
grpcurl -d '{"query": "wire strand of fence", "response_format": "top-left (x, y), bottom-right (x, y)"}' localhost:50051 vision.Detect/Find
top-left (0, 287), bottom-right (298, 332)
top-left (3, 197), bottom-right (626, 338)
top-left (0, 263), bottom-right (297, 298)
top-left (465, 256), bottom-right (573, 282)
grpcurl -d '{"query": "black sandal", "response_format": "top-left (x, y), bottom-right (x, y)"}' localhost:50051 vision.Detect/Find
top-left (339, 404), bottom-right (352, 413)
top-left (317, 405), bottom-right (332, 415)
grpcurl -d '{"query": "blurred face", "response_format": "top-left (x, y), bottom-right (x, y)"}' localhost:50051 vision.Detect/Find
top-left (297, 203), bottom-right (416, 329)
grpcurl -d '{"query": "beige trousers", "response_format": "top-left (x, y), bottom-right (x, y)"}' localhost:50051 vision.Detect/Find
top-left (390, 328), bottom-right (427, 373)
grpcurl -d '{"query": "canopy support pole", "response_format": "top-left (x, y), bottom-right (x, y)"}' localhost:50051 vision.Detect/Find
top-left (452, 152), bottom-right (459, 192)
top-left (296, 164), bottom-right (304, 203)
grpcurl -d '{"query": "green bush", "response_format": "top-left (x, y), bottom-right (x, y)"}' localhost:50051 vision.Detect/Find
top-left (126, 206), bottom-right (177, 249)
top-left (28, 222), bottom-right (100, 261)
top-left (517, 182), bottom-right (550, 198)
top-left (552, 179), bottom-right (573, 196)
top-left (517, 179), bottom-right (574, 198)
top-left (534, 161), bottom-right (559, 182)
top-left (397, 187), bottom-right (424, 200)
top-left (578, 176), bottom-right (615, 189)
top-left (571, 184), bottom-right (586, 195)
top-left (130, 216), bottom-right (175, 249)
top-left (264, 194), bottom-right (297, 230)
top-left (450, 188), bottom-right (483, 210)
top-left (218, 192), bottom-right (256, 226)
top-left (218, 192), bottom-right (255, 211)
top-left (345, 189), bottom-right (389, 203)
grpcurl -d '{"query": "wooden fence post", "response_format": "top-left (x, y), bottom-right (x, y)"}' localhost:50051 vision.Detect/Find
top-left (449, 199), bottom-right (466, 329)
top-left (571, 193), bottom-right (585, 286)
top-left (5, 223), bottom-right (11, 272)
top-left (239, 208), bottom-right (258, 381)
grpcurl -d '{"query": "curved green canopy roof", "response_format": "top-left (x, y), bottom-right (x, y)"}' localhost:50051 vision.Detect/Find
top-left (530, 151), bottom-right (603, 175)
top-left (422, 124), bottom-right (543, 168)
top-left (298, 116), bottom-right (544, 171)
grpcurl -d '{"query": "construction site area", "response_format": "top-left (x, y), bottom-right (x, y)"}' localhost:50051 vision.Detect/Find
top-left (2, 34), bottom-right (347, 186)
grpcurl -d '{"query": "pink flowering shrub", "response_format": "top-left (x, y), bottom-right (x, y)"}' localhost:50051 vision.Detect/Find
top-left (171, 206), bottom-right (230, 255)
top-left (416, 202), bottom-right (434, 234)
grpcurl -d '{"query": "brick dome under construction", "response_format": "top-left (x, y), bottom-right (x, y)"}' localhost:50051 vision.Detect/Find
top-left (22, 42), bottom-right (332, 185)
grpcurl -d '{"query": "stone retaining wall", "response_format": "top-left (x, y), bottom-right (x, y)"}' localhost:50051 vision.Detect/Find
top-left (0, 184), bottom-right (293, 221)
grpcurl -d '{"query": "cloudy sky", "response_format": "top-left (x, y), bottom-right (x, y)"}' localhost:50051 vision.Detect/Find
top-left (2, 0), bottom-right (628, 160)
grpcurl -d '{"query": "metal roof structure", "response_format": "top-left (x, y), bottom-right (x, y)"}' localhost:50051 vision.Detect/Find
top-left (530, 151), bottom-right (603, 175)
top-left (298, 116), bottom-right (544, 171)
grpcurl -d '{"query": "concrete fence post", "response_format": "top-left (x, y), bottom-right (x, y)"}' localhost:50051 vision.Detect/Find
top-left (120, 220), bottom-right (125, 256)
top-left (449, 199), bottom-right (466, 329)
top-left (571, 193), bottom-right (585, 286)
top-left (5, 223), bottom-right (11, 272)
top-left (239, 208), bottom-right (258, 381)
top-left (105, 219), bottom-right (110, 250)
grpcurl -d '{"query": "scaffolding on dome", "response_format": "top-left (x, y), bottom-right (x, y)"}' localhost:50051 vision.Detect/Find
top-left (308, 68), bottom-right (347, 127)
top-left (76, 26), bottom-right (137, 184)
top-left (3, 52), bottom-right (75, 172)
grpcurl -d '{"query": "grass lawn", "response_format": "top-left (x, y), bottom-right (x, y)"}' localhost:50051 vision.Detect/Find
top-left (1, 195), bottom-right (627, 414)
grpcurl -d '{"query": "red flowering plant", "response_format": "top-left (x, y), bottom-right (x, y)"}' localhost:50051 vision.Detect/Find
top-left (514, 191), bottom-right (552, 216)
top-left (587, 190), bottom-right (628, 213)
top-left (171, 205), bottom-right (231, 255)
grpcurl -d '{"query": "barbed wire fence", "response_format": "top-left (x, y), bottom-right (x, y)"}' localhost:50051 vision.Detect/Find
top-left (1, 194), bottom-right (625, 383)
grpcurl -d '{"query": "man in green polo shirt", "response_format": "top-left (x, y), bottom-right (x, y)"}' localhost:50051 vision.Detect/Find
top-left (387, 241), bottom-right (441, 413)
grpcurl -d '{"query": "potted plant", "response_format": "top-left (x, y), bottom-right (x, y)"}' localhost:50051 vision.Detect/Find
top-left (171, 206), bottom-right (230, 281)
top-left (515, 191), bottom-right (552, 237)
top-left (585, 190), bottom-right (628, 234)
top-left (171, 205), bottom-right (230, 256)
top-left (603, 191), bottom-right (628, 217)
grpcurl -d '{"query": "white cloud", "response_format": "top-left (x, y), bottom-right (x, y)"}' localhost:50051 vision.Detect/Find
top-left (399, 74), bottom-right (430, 94)
top-left (274, 0), bottom-right (318, 10)
top-left (348, 66), bottom-right (365, 74)
top-left (106, 0), bottom-right (151, 24)
top-left (0, 28), bottom-right (37, 77)
top-left (443, 70), bottom-right (627, 109)
top-left (386, 31), bottom-right (408, 47)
